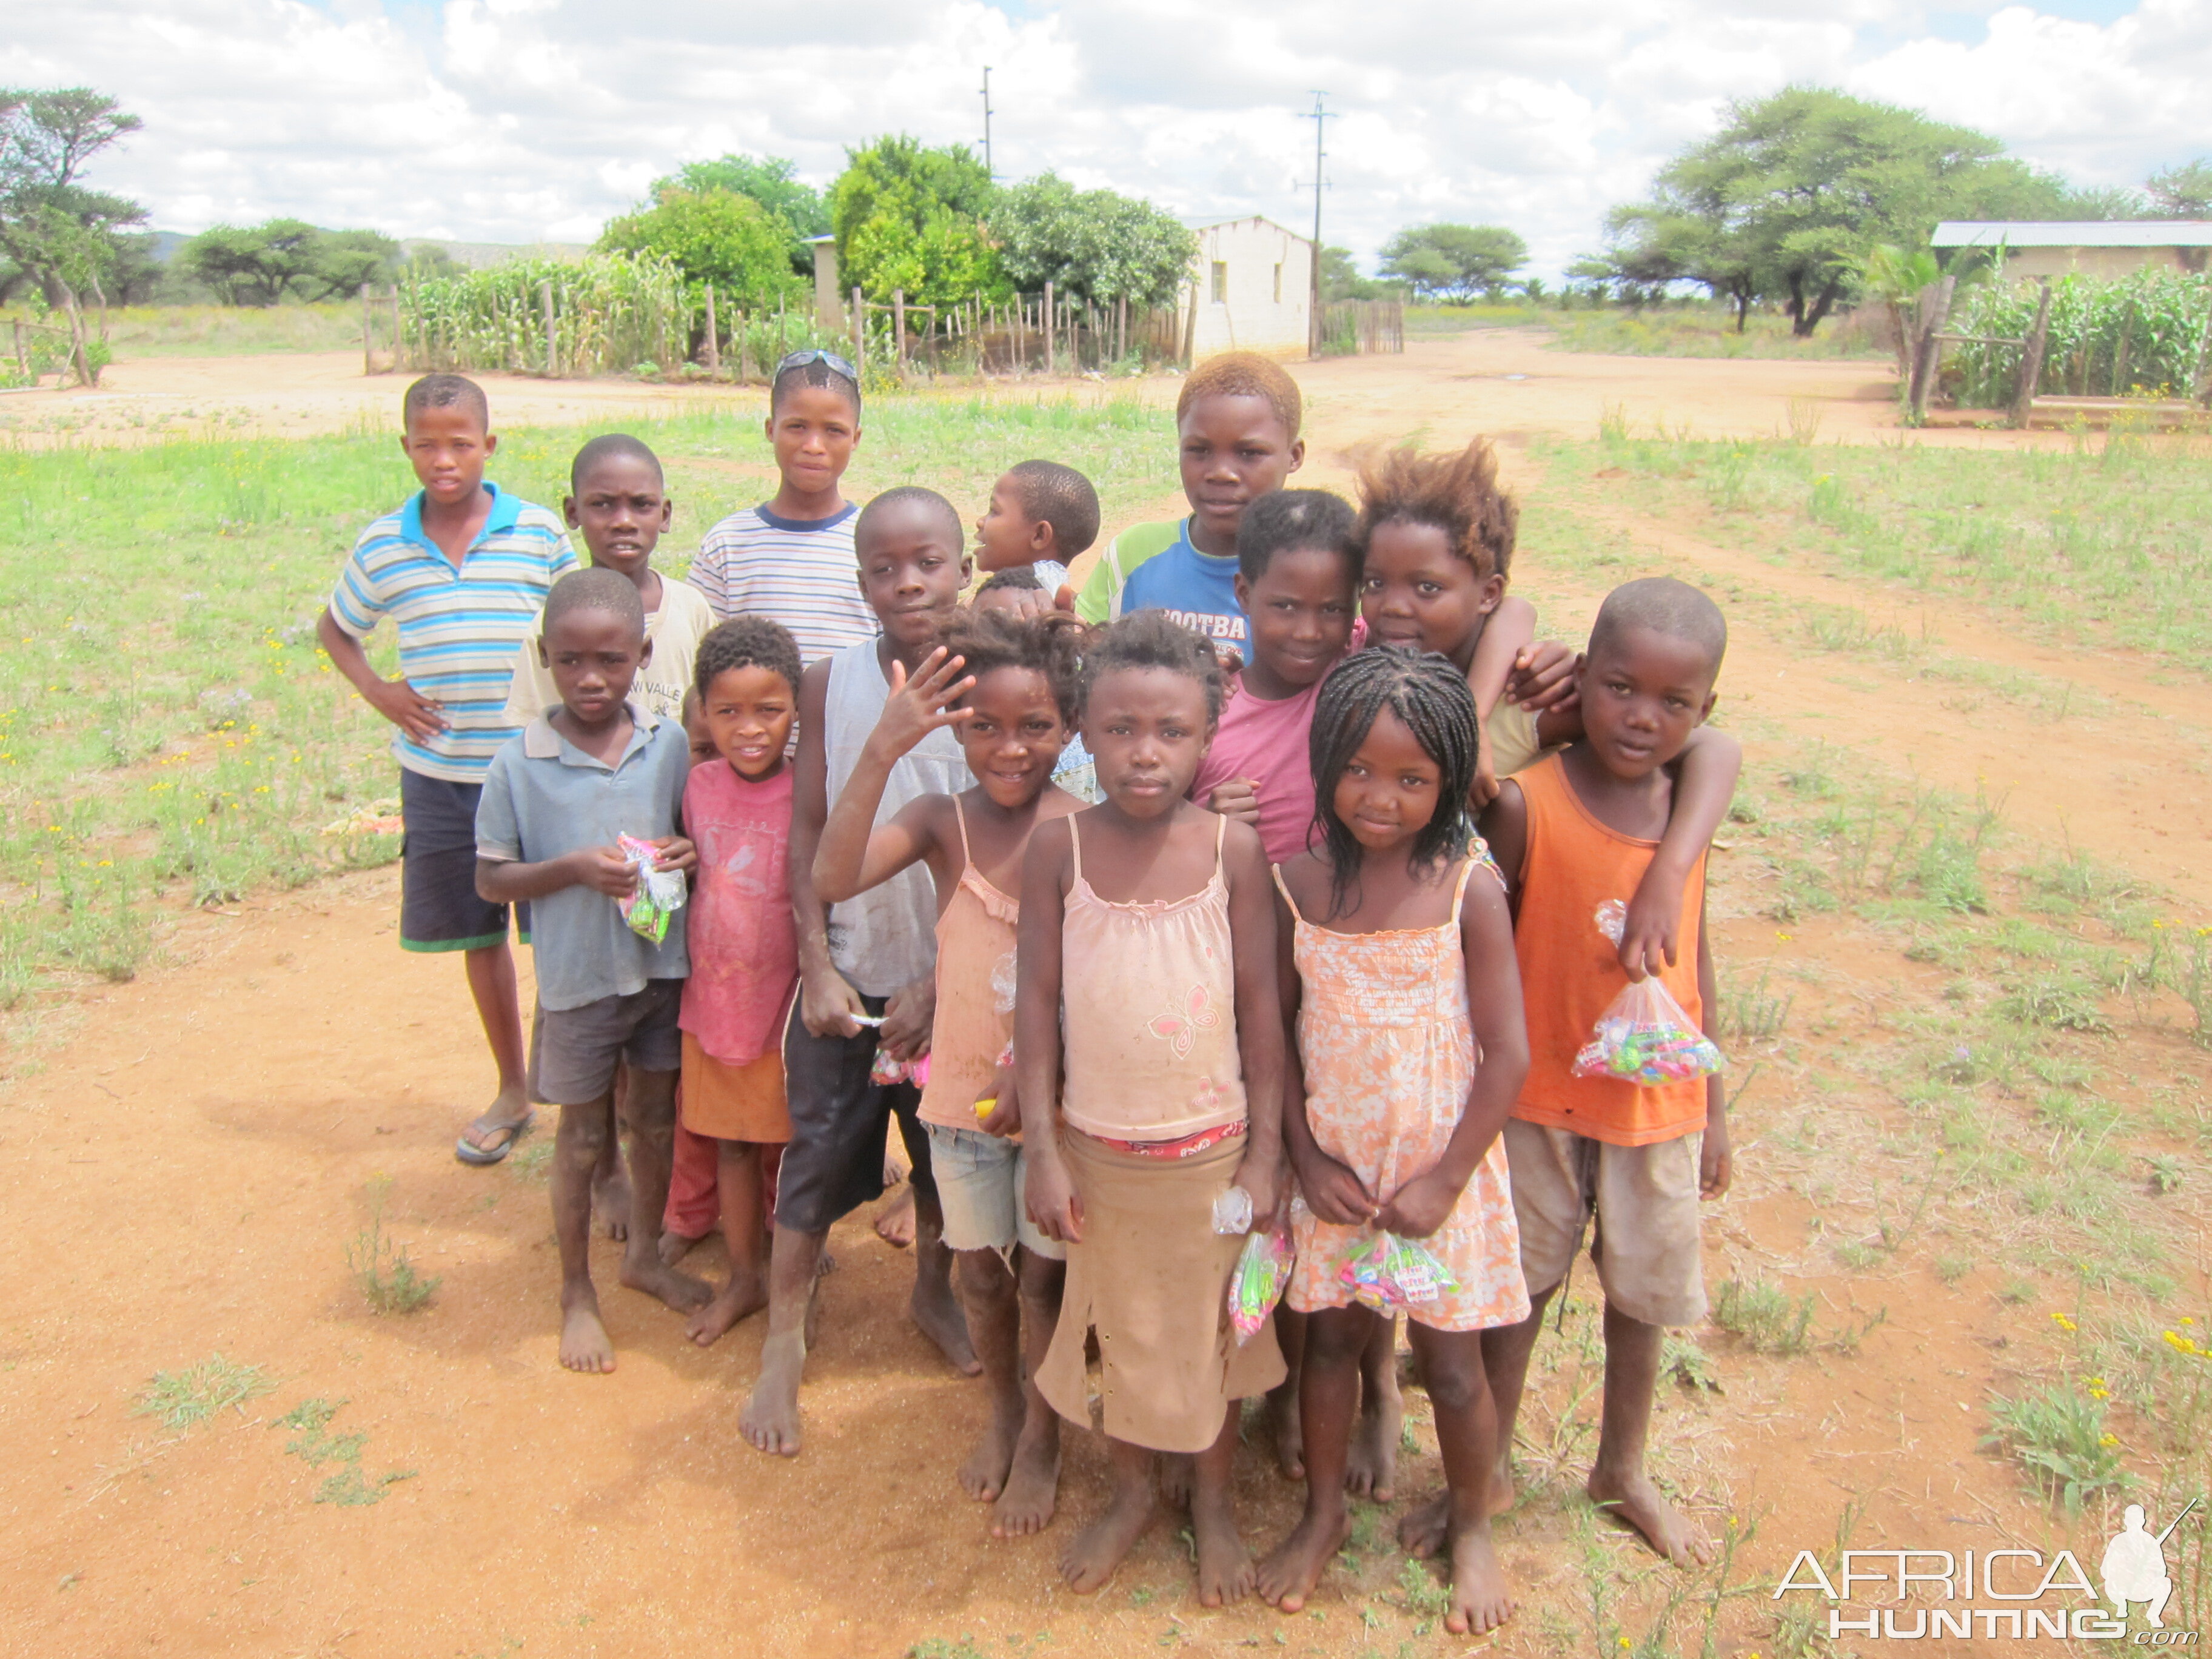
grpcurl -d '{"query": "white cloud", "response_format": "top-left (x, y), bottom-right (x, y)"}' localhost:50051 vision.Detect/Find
top-left (5, 0), bottom-right (2205, 278)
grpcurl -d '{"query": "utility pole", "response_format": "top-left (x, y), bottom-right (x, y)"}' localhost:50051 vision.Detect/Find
top-left (1301, 92), bottom-right (1329, 358)
top-left (980, 67), bottom-right (995, 178)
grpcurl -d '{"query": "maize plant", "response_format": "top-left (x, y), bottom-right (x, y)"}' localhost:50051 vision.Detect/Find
top-left (398, 253), bottom-right (686, 378)
top-left (1952, 269), bottom-right (2212, 407)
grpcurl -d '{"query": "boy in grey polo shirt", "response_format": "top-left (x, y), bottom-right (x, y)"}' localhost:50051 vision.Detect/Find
top-left (475, 569), bottom-right (707, 1373)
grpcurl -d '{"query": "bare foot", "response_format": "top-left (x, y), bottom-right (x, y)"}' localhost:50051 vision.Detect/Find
top-left (659, 1228), bottom-right (701, 1267)
top-left (1191, 1482), bottom-right (1255, 1607)
top-left (1158, 1452), bottom-right (1195, 1509)
top-left (1256, 1503), bottom-right (1349, 1612)
top-left (991, 1426), bottom-right (1061, 1537)
top-left (620, 1252), bottom-right (712, 1315)
top-left (1399, 1489), bottom-right (1449, 1558)
top-left (1588, 1466), bottom-right (1713, 1564)
top-left (1061, 1478), bottom-right (1155, 1593)
top-left (1445, 1518), bottom-right (1517, 1635)
top-left (959, 1411), bottom-right (1021, 1503)
top-left (874, 1184), bottom-right (916, 1248)
top-left (910, 1248), bottom-right (982, 1377)
top-left (740, 1330), bottom-right (807, 1456)
top-left (593, 1153), bottom-right (632, 1242)
top-left (559, 1292), bottom-right (615, 1374)
top-left (684, 1272), bottom-right (766, 1346)
top-left (1346, 1384), bottom-right (1403, 1501)
top-left (1262, 1382), bottom-right (1305, 1480)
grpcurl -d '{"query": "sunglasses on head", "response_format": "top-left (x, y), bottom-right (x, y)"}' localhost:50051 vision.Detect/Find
top-left (775, 349), bottom-right (859, 381)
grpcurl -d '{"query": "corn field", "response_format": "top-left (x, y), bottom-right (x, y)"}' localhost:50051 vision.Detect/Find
top-left (1951, 269), bottom-right (2212, 407)
top-left (398, 253), bottom-right (686, 377)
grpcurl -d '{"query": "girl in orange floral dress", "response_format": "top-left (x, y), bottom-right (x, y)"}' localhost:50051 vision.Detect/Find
top-left (1257, 646), bottom-right (1532, 1638)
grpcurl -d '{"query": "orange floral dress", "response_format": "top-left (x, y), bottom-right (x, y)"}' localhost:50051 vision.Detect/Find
top-left (1279, 852), bottom-right (1530, 1333)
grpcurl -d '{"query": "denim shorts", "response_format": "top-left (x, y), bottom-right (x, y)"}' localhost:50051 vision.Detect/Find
top-left (924, 1122), bottom-right (1064, 1262)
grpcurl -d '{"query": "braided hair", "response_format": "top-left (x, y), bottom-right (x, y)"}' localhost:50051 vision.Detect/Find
top-left (1309, 646), bottom-right (1479, 918)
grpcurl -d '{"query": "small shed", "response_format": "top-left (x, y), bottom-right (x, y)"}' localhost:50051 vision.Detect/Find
top-left (1180, 216), bottom-right (1313, 360)
top-left (1932, 221), bottom-right (2212, 280)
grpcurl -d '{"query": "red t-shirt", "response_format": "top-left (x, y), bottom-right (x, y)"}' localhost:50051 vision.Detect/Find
top-left (679, 763), bottom-right (797, 1066)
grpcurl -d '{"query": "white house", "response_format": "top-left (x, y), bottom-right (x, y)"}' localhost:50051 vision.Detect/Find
top-left (1932, 221), bottom-right (2212, 280)
top-left (1181, 216), bottom-right (1313, 360)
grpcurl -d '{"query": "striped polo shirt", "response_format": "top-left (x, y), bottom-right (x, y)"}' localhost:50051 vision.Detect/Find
top-left (328, 484), bottom-right (577, 783)
top-left (688, 503), bottom-right (873, 666)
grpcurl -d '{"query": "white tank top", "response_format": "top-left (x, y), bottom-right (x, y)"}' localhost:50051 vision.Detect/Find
top-left (823, 638), bottom-right (970, 996)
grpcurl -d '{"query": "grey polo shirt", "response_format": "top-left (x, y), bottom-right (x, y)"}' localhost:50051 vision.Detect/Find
top-left (475, 706), bottom-right (691, 1011)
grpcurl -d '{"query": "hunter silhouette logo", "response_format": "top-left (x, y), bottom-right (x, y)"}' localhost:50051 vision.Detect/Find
top-left (2105, 1501), bottom-right (2197, 1630)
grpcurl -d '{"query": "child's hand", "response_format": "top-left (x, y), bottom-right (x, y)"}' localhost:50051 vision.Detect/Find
top-left (1233, 1145), bottom-right (1284, 1234)
top-left (1293, 1144), bottom-right (1376, 1228)
top-left (992, 586), bottom-right (1050, 618)
top-left (1469, 723), bottom-right (1500, 810)
top-left (1212, 642), bottom-right (1244, 678)
top-left (1025, 1143), bottom-right (1084, 1243)
top-left (878, 972), bottom-right (935, 1062)
top-left (651, 835), bottom-right (696, 874)
top-left (1617, 862), bottom-right (1689, 980)
top-left (976, 1062), bottom-right (1021, 1138)
top-left (1206, 777), bottom-right (1261, 828)
top-left (363, 675), bottom-right (447, 743)
top-left (871, 647), bottom-right (974, 760)
top-left (1507, 642), bottom-right (1580, 713)
top-left (799, 963), bottom-right (866, 1039)
top-left (1377, 1170), bottom-right (1459, 1240)
top-left (1700, 1105), bottom-right (1732, 1198)
top-left (568, 845), bottom-right (638, 897)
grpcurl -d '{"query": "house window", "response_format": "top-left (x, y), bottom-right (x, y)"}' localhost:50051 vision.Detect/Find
top-left (1273, 262), bottom-right (1282, 303)
top-left (1210, 261), bottom-right (1227, 303)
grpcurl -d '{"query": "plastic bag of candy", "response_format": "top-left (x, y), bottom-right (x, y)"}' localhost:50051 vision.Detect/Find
top-left (1336, 1230), bottom-right (1459, 1314)
top-left (868, 1047), bottom-right (931, 1088)
top-left (616, 834), bottom-right (687, 943)
top-left (1227, 1221), bottom-right (1295, 1344)
top-left (1571, 900), bottom-right (1724, 1085)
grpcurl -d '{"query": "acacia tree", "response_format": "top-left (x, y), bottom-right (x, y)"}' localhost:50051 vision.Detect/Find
top-left (1379, 224), bottom-right (1527, 302)
top-left (2147, 159), bottom-right (2212, 219)
top-left (989, 174), bottom-right (1194, 307)
top-left (0, 87), bottom-right (144, 384)
top-left (181, 220), bottom-right (403, 304)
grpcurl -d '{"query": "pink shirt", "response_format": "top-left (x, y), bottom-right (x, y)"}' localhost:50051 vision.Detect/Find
top-left (1190, 625), bottom-right (1362, 868)
top-left (679, 763), bottom-right (797, 1066)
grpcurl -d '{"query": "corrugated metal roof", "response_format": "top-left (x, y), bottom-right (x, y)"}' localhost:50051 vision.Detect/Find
top-left (1932, 220), bottom-right (2212, 249)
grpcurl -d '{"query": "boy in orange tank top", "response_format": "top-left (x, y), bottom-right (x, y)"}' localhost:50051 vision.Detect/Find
top-left (1475, 577), bottom-right (1734, 1569)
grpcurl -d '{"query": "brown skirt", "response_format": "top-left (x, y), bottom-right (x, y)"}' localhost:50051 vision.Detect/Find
top-left (1035, 1127), bottom-right (1285, 1454)
top-left (678, 1033), bottom-right (791, 1143)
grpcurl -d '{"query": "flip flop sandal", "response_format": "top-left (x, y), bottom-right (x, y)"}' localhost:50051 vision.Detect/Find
top-left (455, 1113), bottom-right (534, 1165)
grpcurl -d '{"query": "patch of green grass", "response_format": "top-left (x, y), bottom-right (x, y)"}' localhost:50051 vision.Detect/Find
top-left (134, 1353), bottom-right (272, 1429)
top-left (1712, 1277), bottom-right (1817, 1356)
top-left (1983, 1380), bottom-right (2131, 1513)
top-left (1717, 967), bottom-right (1793, 1046)
top-left (506, 1138), bottom-right (554, 1185)
top-left (347, 1177), bottom-right (438, 1315)
top-left (101, 302), bottom-right (366, 359)
top-left (313, 1464), bottom-right (416, 1507)
top-left (1662, 1335), bottom-right (1722, 1392)
top-left (1546, 306), bottom-right (1889, 360)
top-left (278, 1398), bottom-right (367, 1467)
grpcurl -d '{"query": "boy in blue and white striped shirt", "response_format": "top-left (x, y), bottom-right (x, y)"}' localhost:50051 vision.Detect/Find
top-left (317, 373), bottom-right (576, 1165)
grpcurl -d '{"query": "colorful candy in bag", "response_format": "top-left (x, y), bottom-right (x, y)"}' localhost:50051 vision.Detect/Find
top-left (1336, 1230), bottom-right (1460, 1314)
top-left (1227, 1223), bottom-right (1295, 1344)
top-left (617, 834), bottom-right (686, 943)
top-left (1571, 900), bottom-right (1724, 1085)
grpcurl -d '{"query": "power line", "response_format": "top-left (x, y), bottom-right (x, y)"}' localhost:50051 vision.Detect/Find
top-left (1301, 92), bottom-right (1329, 358)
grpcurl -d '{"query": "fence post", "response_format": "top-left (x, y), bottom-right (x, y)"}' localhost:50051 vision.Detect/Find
top-left (1907, 275), bottom-right (1955, 424)
top-left (540, 280), bottom-right (557, 377)
top-left (851, 286), bottom-right (865, 377)
top-left (360, 282), bottom-right (374, 376)
top-left (893, 289), bottom-right (907, 372)
top-left (2010, 279), bottom-right (2053, 429)
top-left (1014, 297), bottom-right (1027, 372)
top-left (777, 295), bottom-right (786, 363)
top-left (703, 283), bottom-right (720, 373)
top-left (389, 288), bottom-right (402, 370)
top-left (738, 310), bottom-right (753, 383)
top-left (12, 319), bottom-right (24, 378)
top-left (1043, 282), bottom-right (1055, 374)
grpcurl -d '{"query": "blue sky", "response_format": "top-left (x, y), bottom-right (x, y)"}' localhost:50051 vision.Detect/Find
top-left (8, 0), bottom-right (2206, 278)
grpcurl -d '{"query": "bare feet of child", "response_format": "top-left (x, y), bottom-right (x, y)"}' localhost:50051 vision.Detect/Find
top-left (1060, 1465), bottom-right (1155, 1592)
top-left (658, 1228), bottom-right (701, 1267)
top-left (1345, 1384), bottom-right (1403, 1501)
top-left (560, 1288), bottom-right (615, 1375)
top-left (1256, 1504), bottom-right (1348, 1612)
top-left (959, 1412), bottom-right (1021, 1503)
top-left (740, 1329), bottom-right (808, 1456)
top-left (910, 1225), bottom-right (981, 1376)
top-left (990, 1427), bottom-right (1061, 1538)
top-left (1262, 1382), bottom-right (1304, 1480)
top-left (1156, 1452), bottom-right (1195, 1509)
top-left (873, 1184), bottom-right (916, 1247)
top-left (1445, 1518), bottom-right (1516, 1635)
top-left (1191, 1479), bottom-right (1256, 1607)
top-left (1401, 1454), bottom-right (1515, 1558)
top-left (1589, 1466), bottom-right (1713, 1564)
top-left (684, 1270), bottom-right (766, 1347)
top-left (619, 1251), bottom-right (712, 1315)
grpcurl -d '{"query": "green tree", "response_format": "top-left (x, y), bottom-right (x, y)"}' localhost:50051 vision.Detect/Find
top-left (990, 174), bottom-right (1194, 306)
top-left (309, 228), bottom-right (402, 299)
top-left (0, 87), bottom-right (144, 384)
top-left (830, 135), bottom-right (1000, 306)
top-left (1319, 244), bottom-right (1400, 301)
top-left (180, 219), bottom-right (401, 304)
top-left (597, 187), bottom-right (798, 307)
top-left (2147, 158), bottom-right (2212, 218)
top-left (662, 153), bottom-right (826, 275)
top-left (1379, 223), bottom-right (1527, 303)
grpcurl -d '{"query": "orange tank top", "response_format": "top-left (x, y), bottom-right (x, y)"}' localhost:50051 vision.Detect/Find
top-left (916, 799), bottom-right (1021, 1132)
top-left (1510, 753), bottom-right (1708, 1147)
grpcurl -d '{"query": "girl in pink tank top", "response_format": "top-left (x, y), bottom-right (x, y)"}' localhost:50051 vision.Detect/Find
top-left (810, 608), bottom-right (1085, 1536)
top-left (1016, 612), bottom-right (1289, 1604)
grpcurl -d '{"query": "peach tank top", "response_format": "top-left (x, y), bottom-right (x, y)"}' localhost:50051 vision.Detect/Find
top-left (916, 800), bottom-right (1022, 1132)
top-left (1059, 813), bottom-right (1247, 1143)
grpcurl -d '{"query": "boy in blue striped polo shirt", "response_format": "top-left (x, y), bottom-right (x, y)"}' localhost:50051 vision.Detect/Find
top-left (317, 373), bottom-right (577, 1165)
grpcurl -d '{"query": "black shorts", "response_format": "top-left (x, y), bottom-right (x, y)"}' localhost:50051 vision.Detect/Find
top-left (528, 980), bottom-right (684, 1105)
top-left (774, 991), bottom-right (935, 1236)
top-left (398, 768), bottom-right (528, 951)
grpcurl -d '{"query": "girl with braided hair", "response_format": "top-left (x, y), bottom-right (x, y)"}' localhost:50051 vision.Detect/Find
top-left (1257, 645), bottom-right (1531, 1637)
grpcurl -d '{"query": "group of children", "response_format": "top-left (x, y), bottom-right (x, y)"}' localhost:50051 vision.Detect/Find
top-left (321, 349), bottom-right (1742, 1635)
